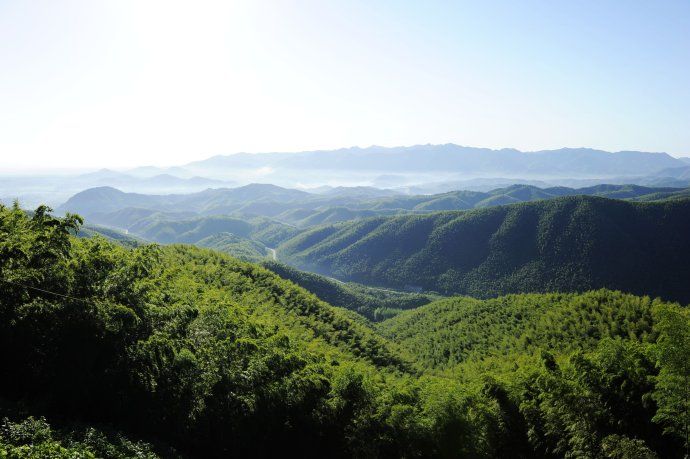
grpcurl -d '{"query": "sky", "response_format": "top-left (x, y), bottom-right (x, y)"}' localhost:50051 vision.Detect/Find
top-left (1, 0), bottom-right (690, 170)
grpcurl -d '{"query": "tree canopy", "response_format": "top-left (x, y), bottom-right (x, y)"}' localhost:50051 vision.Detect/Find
top-left (1, 204), bottom-right (689, 457)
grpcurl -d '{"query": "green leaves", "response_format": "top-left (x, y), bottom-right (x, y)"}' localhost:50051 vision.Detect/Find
top-left (651, 303), bottom-right (690, 453)
top-left (0, 416), bottom-right (159, 459)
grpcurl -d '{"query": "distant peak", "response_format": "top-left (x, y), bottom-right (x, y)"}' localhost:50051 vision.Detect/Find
top-left (85, 185), bottom-right (121, 192)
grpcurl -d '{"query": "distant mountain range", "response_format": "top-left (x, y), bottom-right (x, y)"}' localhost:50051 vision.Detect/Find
top-left (4, 145), bottom-right (690, 207)
top-left (77, 168), bottom-right (230, 188)
top-left (157, 144), bottom-right (689, 179)
top-left (118, 145), bottom-right (690, 192)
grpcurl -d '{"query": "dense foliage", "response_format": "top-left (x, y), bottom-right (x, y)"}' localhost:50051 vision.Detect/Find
top-left (379, 291), bottom-right (690, 457)
top-left (0, 204), bottom-right (507, 457)
top-left (379, 291), bottom-right (657, 369)
top-left (0, 415), bottom-right (164, 458)
top-left (2, 204), bottom-right (690, 457)
top-left (279, 196), bottom-right (690, 303)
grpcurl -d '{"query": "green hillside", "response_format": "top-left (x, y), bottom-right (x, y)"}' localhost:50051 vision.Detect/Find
top-left (379, 290), bottom-right (657, 370)
top-left (56, 184), bottom-right (690, 272)
top-left (385, 290), bottom-right (689, 458)
top-left (0, 204), bottom-right (428, 457)
top-left (278, 196), bottom-right (690, 303)
top-left (3, 203), bottom-right (690, 457)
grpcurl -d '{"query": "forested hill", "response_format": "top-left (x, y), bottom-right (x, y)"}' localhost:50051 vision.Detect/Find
top-left (374, 290), bottom-right (690, 457)
top-left (3, 204), bottom-right (690, 457)
top-left (278, 196), bottom-right (690, 302)
top-left (0, 204), bottom-right (416, 457)
top-left (379, 290), bottom-right (660, 370)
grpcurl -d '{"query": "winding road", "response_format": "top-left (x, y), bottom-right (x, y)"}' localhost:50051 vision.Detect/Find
top-left (266, 247), bottom-right (277, 261)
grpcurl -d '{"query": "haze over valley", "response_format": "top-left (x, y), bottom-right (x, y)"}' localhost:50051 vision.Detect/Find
top-left (3, 144), bottom-right (690, 208)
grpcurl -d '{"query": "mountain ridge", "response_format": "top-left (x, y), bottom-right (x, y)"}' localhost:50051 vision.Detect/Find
top-left (179, 144), bottom-right (684, 176)
top-left (278, 195), bottom-right (690, 302)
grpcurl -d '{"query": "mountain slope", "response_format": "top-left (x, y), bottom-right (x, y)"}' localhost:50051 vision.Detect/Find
top-left (279, 196), bottom-right (690, 302)
top-left (379, 290), bottom-right (658, 370)
top-left (0, 205), bottom-right (419, 457)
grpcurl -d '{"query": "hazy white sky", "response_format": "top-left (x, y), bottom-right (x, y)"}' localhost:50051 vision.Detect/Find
top-left (1, 0), bottom-right (689, 169)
